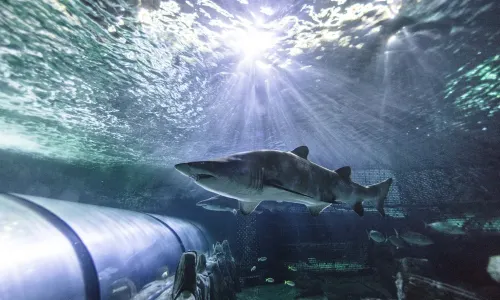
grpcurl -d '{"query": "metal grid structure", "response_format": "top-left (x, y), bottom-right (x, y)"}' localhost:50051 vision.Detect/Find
top-left (235, 213), bottom-right (259, 270)
top-left (396, 168), bottom-right (499, 206)
top-left (234, 167), bottom-right (500, 282)
top-left (394, 167), bottom-right (500, 231)
top-left (284, 258), bottom-right (368, 273)
top-left (235, 168), bottom-right (402, 278)
top-left (267, 212), bottom-right (373, 273)
top-left (282, 242), bottom-right (370, 273)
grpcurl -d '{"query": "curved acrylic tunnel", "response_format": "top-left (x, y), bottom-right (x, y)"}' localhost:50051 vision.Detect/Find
top-left (0, 193), bottom-right (212, 300)
top-left (148, 214), bottom-right (212, 253)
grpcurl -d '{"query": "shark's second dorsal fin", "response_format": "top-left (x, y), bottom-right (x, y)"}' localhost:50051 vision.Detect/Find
top-left (291, 146), bottom-right (309, 159)
top-left (335, 166), bottom-right (351, 181)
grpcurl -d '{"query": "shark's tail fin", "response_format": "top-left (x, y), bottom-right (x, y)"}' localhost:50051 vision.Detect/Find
top-left (366, 178), bottom-right (393, 217)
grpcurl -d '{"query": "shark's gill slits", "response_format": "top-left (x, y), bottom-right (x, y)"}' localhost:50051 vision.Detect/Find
top-left (249, 168), bottom-right (264, 191)
top-left (249, 169), bottom-right (256, 190)
top-left (257, 168), bottom-right (264, 191)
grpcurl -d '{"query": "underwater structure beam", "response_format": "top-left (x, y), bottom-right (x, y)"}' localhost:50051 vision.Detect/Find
top-left (0, 193), bottom-right (212, 300)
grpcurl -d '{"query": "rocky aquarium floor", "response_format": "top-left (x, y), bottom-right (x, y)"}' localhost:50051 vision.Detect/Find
top-left (237, 275), bottom-right (393, 300)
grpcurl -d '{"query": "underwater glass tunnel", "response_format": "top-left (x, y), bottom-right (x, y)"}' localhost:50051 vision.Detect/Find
top-left (1, 0), bottom-right (500, 299)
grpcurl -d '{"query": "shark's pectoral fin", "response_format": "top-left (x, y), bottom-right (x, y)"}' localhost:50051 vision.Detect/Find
top-left (290, 146), bottom-right (309, 160)
top-left (196, 195), bottom-right (223, 206)
top-left (335, 166), bottom-right (352, 181)
top-left (307, 203), bottom-right (331, 216)
top-left (239, 201), bottom-right (261, 215)
top-left (353, 201), bottom-right (364, 217)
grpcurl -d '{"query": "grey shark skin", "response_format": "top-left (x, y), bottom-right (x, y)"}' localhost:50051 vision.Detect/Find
top-left (175, 146), bottom-right (393, 216)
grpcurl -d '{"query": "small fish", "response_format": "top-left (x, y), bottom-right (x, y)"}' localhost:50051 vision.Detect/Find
top-left (424, 220), bottom-right (466, 235)
top-left (156, 266), bottom-right (169, 280)
top-left (258, 257), bottom-right (267, 262)
top-left (284, 280), bottom-right (295, 287)
top-left (250, 266), bottom-right (256, 272)
top-left (400, 231), bottom-right (434, 246)
top-left (265, 277), bottom-right (274, 283)
top-left (367, 229), bottom-right (386, 243)
top-left (387, 229), bottom-right (406, 249)
top-left (288, 265), bottom-right (297, 272)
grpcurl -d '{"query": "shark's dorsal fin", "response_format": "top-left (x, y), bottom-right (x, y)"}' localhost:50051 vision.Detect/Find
top-left (335, 166), bottom-right (351, 181)
top-left (239, 201), bottom-right (261, 215)
top-left (291, 146), bottom-right (309, 160)
top-left (307, 203), bottom-right (331, 216)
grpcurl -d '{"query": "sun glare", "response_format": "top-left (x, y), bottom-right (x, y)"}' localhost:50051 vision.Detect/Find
top-left (387, 34), bottom-right (398, 46)
top-left (226, 26), bottom-right (277, 61)
top-left (242, 29), bottom-right (275, 58)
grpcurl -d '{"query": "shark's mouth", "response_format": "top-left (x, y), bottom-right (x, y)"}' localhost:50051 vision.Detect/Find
top-left (191, 174), bottom-right (216, 181)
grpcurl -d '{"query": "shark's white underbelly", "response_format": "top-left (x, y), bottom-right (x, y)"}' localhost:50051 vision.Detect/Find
top-left (196, 181), bottom-right (321, 207)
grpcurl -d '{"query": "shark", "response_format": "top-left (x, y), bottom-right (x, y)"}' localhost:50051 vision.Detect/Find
top-left (174, 146), bottom-right (393, 216)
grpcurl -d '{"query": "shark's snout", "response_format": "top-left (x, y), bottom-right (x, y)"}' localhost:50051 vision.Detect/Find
top-left (174, 163), bottom-right (193, 177)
